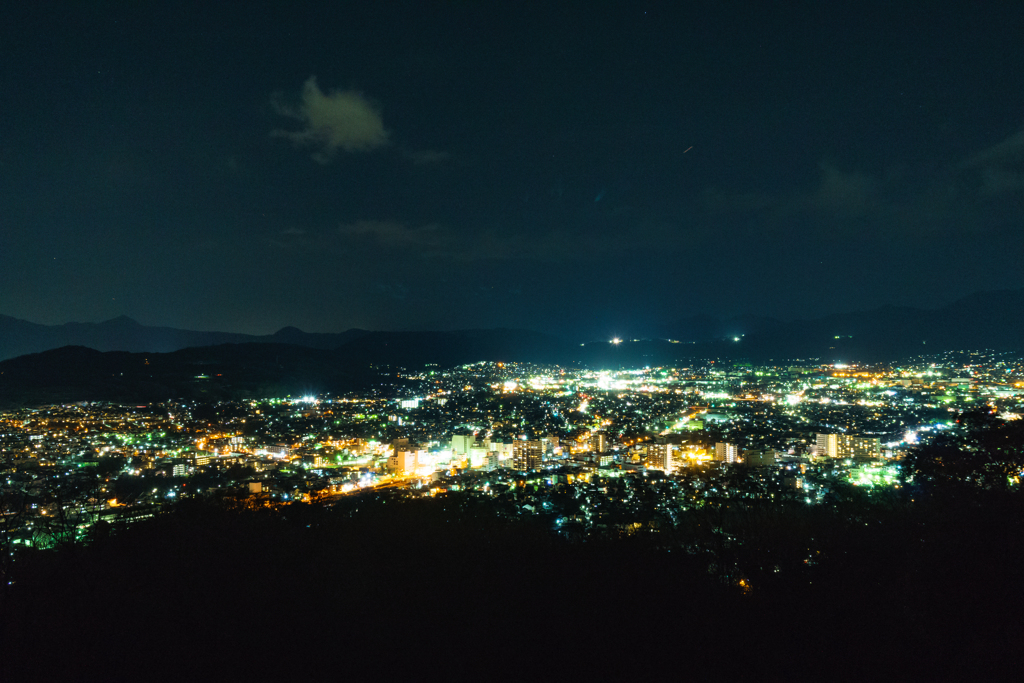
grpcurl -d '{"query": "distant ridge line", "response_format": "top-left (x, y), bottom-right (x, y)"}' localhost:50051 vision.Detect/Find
top-left (1, 286), bottom-right (1022, 363)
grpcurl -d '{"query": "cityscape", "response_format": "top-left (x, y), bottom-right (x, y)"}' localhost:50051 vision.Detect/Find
top-left (3, 345), bottom-right (1023, 677)
top-left (3, 349), bottom-right (1021, 546)
top-left (4, 0), bottom-right (1024, 678)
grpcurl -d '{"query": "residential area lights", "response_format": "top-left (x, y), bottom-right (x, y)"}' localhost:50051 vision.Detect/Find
top-left (0, 349), bottom-right (1021, 547)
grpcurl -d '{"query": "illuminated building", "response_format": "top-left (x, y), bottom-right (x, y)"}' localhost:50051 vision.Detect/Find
top-left (512, 439), bottom-right (542, 471)
top-left (490, 439), bottom-right (513, 459)
top-left (837, 435), bottom-right (881, 460)
top-left (485, 451), bottom-right (499, 471)
top-left (468, 443), bottom-right (488, 468)
top-left (266, 444), bottom-right (291, 459)
top-left (647, 443), bottom-right (674, 471)
top-left (816, 433), bottom-right (880, 459)
top-left (589, 433), bottom-right (607, 453)
top-left (451, 434), bottom-right (475, 458)
top-left (815, 433), bottom-right (838, 458)
top-left (452, 434), bottom-right (501, 468)
top-left (715, 442), bottom-right (740, 464)
top-left (388, 448), bottom-right (421, 474)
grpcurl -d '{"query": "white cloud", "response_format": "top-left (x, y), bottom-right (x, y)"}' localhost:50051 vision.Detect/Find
top-left (273, 77), bottom-right (389, 162)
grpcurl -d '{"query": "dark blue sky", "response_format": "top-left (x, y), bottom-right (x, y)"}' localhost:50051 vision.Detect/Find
top-left (2, 1), bottom-right (1023, 339)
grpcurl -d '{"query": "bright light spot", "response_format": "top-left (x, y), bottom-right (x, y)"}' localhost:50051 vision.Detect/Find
top-left (611, 338), bottom-right (621, 345)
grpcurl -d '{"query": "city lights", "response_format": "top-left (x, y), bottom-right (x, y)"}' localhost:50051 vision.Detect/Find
top-left (1, 350), bottom-right (1021, 551)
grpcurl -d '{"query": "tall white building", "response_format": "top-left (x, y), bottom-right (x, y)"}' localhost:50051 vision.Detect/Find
top-left (715, 442), bottom-right (740, 464)
top-left (451, 434), bottom-right (475, 457)
top-left (815, 433), bottom-right (838, 458)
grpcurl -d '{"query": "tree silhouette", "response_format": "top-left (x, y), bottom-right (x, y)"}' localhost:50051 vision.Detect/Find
top-left (904, 408), bottom-right (1024, 491)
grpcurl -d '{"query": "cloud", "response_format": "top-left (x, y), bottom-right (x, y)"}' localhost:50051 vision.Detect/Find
top-left (273, 77), bottom-right (389, 163)
top-left (810, 162), bottom-right (879, 215)
top-left (339, 220), bottom-right (443, 248)
top-left (976, 168), bottom-right (1024, 195)
top-left (964, 129), bottom-right (1024, 168)
top-left (962, 129), bottom-right (1024, 195)
top-left (702, 162), bottom-right (881, 223)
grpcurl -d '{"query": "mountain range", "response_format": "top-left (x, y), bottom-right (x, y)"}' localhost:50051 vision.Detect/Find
top-left (653, 288), bottom-right (1024, 361)
top-left (0, 314), bottom-right (372, 362)
top-left (6, 288), bottom-right (1022, 363)
top-left (0, 288), bottom-right (1021, 407)
top-left (0, 329), bottom-right (572, 408)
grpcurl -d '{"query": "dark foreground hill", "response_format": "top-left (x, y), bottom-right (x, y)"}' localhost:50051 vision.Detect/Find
top-left (2, 488), bottom-right (1021, 680)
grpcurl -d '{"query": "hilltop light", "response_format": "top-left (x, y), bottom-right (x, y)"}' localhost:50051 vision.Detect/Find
top-left (611, 338), bottom-right (621, 345)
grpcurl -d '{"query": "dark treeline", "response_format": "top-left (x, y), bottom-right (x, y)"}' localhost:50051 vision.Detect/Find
top-left (2, 415), bottom-right (1023, 680)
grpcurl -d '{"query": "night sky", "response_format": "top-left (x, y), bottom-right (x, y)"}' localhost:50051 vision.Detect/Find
top-left (3, 1), bottom-right (1023, 340)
